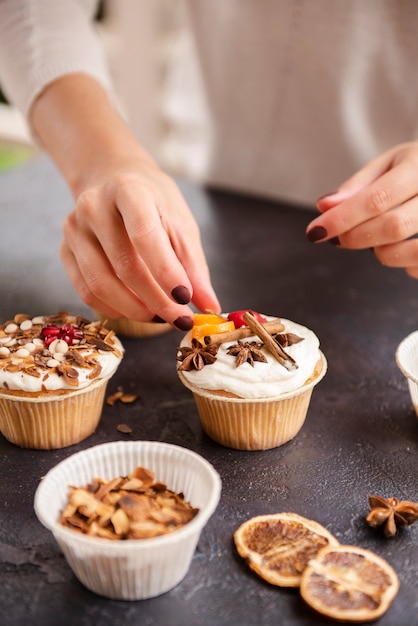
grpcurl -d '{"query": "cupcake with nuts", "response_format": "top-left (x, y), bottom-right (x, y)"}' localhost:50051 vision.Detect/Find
top-left (176, 310), bottom-right (326, 450)
top-left (0, 312), bottom-right (124, 449)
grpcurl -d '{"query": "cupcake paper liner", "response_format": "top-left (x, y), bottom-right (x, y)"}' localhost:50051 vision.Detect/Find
top-left (34, 441), bottom-right (221, 600)
top-left (0, 376), bottom-right (109, 450)
top-left (178, 352), bottom-right (327, 450)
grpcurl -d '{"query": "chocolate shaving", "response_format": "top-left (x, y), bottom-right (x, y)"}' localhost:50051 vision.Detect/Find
top-left (83, 334), bottom-right (114, 351)
top-left (56, 363), bottom-right (80, 386)
top-left (273, 332), bottom-right (304, 348)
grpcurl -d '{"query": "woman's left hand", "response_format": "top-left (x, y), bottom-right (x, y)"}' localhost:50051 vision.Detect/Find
top-left (306, 141), bottom-right (418, 279)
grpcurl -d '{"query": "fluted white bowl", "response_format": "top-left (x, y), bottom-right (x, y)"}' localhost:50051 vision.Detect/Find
top-left (396, 330), bottom-right (418, 418)
top-left (34, 441), bottom-right (221, 600)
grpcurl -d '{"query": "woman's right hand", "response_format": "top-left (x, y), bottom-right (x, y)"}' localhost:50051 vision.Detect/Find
top-left (60, 156), bottom-right (220, 330)
top-left (30, 74), bottom-right (220, 329)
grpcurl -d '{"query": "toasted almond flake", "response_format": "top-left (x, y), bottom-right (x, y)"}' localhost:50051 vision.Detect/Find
top-left (120, 393), bottom-right (139, 403)
top-left (117, 423), bottom-right (133, 434)
top-left (14, 313), bottom-right (30, 325)
top-left (59, 465), bottom-right (199, 540)
top-left (106, 390), bottom-right (124, 406)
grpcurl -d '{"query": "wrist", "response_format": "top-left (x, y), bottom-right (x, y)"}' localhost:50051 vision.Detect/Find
top-left (30, 73), bottom-right (156, 197)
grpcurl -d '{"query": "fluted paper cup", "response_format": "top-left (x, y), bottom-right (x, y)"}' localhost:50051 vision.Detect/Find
top-left (34, 441), bottom-right (221, 600)
top-left (396, 331), bottom-right (418, 418)
top-left (178, 352), bottom-right (327, 451)
top-left (0, 376), bottom-right (109, 450)
top-left (94, 312), bottom-right (171, 338)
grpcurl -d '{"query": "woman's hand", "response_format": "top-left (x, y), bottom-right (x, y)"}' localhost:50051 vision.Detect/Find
top-left (306, 141), bottom-right (418, 279)
top-left (60, 158), bottom-right (220, 329)
top-left (30, 74), bottom-right (220, 329)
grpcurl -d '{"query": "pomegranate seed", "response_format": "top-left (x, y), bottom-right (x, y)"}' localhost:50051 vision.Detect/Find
top-left (40, 322), bottom-right (84, 347)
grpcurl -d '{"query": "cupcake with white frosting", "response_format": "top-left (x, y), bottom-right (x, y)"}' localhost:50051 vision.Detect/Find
top-left (0, 312), bottom-right (124, 449)
top-left (176, 310), bottom-right (326, 450)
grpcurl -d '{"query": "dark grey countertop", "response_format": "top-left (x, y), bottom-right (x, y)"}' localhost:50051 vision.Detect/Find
top-left (0, 154), bottom-right (417, 626)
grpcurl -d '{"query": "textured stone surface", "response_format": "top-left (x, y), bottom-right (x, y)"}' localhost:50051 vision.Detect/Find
top-left (0, 154), bottom-right (417, 625)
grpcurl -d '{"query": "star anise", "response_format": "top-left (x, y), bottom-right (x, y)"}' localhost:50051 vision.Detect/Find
top-left (176, 338), bottom-right (219, 371)
top-left (226, 340), bottom-right (267, 368)
top-left (272, 332), bottom-right (304, 347)
top-left (366, 495), bottom-right (418, 537)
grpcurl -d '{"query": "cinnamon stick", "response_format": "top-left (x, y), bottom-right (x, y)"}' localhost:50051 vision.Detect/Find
top-left (242, 312), bottom-right (298, 370)
top-left (204, 319), bottom-right (285, 346)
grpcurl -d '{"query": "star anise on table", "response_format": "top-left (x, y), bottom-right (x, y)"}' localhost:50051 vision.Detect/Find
top-left (226, 340), bottom-right (267, 368)
top-left (176, 338), bottom-right (219, 371)
top-left (366, 494), bottom-right (418, 537)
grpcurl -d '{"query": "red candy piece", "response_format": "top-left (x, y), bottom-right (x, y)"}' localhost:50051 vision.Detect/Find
top-left (40, 323), bottom-right (84, 346)
top-left (227, 310), bottom-right (267, 329)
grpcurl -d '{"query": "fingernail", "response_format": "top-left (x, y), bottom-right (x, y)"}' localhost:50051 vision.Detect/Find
top-left (151, 315), bottom-right (166, 323)
top-left (317, 191), bottom-right (338, 202)
top-left (173, 316), bottom-right (194, 331)
top-left (171, 285), bottom-right (191, 305)
top-left (328, 236), bottom-right (340, 246)
top-left (307, 226), bottom-right (328, 242)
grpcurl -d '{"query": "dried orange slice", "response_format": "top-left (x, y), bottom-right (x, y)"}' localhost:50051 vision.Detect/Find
top-left (234, 512), bottom-right (339, 587)
top-left (300, 544), bottom-right (399, 622)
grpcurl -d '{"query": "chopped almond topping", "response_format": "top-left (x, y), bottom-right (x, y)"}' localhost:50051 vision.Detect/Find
top-left (59, 466), bottom-right (199, 540)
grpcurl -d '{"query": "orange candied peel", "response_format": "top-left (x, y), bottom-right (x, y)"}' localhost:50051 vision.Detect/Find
top-left (191, 313), bottom-right (235, 340)
top-left (193, 313), bottom-right (226, 326)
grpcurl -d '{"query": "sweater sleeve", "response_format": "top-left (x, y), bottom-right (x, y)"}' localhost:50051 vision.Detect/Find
top-left (0, 0), bottom-right (113, 119)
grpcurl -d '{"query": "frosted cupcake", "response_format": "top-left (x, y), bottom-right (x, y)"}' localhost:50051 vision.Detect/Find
top-left (176, 310), bottom-right (326, 450)
top-left (0, 312), bottom-right (124, 449)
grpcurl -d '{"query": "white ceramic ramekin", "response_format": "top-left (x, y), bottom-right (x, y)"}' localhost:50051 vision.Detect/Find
top-left (396, 330), bottom-right (418, 418)
top-left (34, 441), bottom-right (221, 600)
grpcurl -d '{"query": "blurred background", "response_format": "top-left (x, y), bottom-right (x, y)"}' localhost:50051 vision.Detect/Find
top-left (0, 0), bottom-right (204, 175)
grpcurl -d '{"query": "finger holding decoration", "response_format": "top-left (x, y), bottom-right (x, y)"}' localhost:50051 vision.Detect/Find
top-left (307, 142), bottom-right (418, 246)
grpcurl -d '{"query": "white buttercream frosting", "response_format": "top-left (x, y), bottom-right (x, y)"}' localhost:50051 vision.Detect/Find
top-left (178, 317), bottom-right (321, 399)
top-left (0, 313), bottom-right (124, 393)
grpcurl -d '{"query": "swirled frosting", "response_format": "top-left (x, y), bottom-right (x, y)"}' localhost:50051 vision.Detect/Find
top-left (0, 313), bottom-right (124, 393)
top-left (178, 317), bottom-right (321, 399)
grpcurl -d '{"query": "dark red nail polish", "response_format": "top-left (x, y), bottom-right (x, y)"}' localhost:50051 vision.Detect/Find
top-left (173, 316), bottom-right (194, 331)
top-left (307, 226), bottom-right (328, 242)
top-left (171, 285), bottom-right (191, 305)
top-left (151, 315), bottom-right (166, 323)
top-left (328, 236), bottom-right (340, 246)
